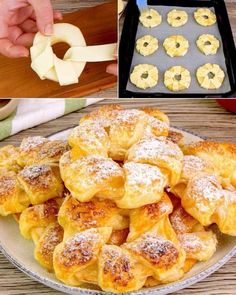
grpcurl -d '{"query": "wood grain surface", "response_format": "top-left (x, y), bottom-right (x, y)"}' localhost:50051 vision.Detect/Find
top-left (0, 99), bottom-right (236, 294)
top-left (0, 0), bottom-right (117, 99)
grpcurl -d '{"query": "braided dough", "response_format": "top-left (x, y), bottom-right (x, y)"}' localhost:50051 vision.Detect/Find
top-left (139, 9), bottom-right (162, 28)
top-left (130, 64), bottom-right (159, 89)
top-left (164, 66), bottom-right (191, 92)
top-left (30, 23), bottom-right (116, 86)
top-left (194, 8), bottom-right (216, 26)
top-left (196, 63), bottom-right (225, 89)
top-left (167, 9), bottom-right (188, 27)
top-left (163, 35), bottom-right (189, 57)
top-left (136, 35), bottom-right (159, 56)
top-left (196, 34), bottom-right (220, 55)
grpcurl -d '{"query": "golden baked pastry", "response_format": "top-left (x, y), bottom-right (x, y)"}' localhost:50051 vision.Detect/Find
top-left (163, 35), bottom-right (189, 57)
top-left (98, 244), bottom-right (150, 292)
top-left (17, 136), bottom-right (69, 167)
top-left (170, 205), bottom-right (217, 262)
top-left (68, 120), bottom-right (110, 159)
top-left (34, 222), bottom-right (63, 271)
top-left (127, 137), bottom-right (184, 186)
top-left (19, 198), bottom-right (63, 242)
top-left (139, 9), bottom-right (162, 28)
top-left (172, 155), bottom-right (216, 197)
top-left (164, 66), bottom-right (191, 92)
top-left (167, 9), bottom-right (188, 27)
top-left (17, 164), bottom-right (64, 205)
top-left (183, 141), bottom-right (236, 188)
top-left (127, 193), bottom-right (173, 241)
top-left (196, 34), bottom-right (220, 55)
top-left (0, 145), bottom-right (20, 172)
top-left (130, 64), bottom-right (159, 89)
top-left (60, 152), bottom-right (125, 202)
top-left (116, 162), bottom-right (167, 209)
top-left (0, 169), bottom-right (29, 216)
top-left (194, 8), bottom-right (216, 26)
top-left (58, 195), bottom-right (129, 238)
top-left (136, 35), bottom-right (158, 56)
top-left (1, 104), bottom-right (236, 293)
top-left (196, 63), bottom-right (225, 90)
top-left (53, 227), bottom-right (112, 286)
top-left (69, 107), bottom-right (169, 162)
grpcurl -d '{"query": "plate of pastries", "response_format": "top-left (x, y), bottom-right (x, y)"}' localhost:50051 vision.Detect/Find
top-left (0, 104), bottom-right (236, 294)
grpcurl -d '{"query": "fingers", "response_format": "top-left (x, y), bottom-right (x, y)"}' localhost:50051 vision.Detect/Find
top-left (28, 0), bottom-right (54, 35)
top-left (106, 63), bottom-right (118, 76)
top-left (9, 26), bottom-right (34, 47)
top-left (0, 39), bottom-right (29, 58)
top-left (19, 19), bottom-right (38, 33)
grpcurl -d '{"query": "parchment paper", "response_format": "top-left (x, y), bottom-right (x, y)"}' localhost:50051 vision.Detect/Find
top-left (126, 5), bottom-right (231, 94)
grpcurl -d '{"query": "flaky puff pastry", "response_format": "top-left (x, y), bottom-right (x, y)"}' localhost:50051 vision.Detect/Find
top-left (60, 152), bottom-right (124, 202)
top-left (98, 245), bottom-right (150, 293)
top-left (116, 162), bottom-right (167, 209)
top-left (127, 193), bottom-right (173, 242)
top-left (183, 141), bottom-right (236, 189)
top-left (172, 155), bottom-right (216, 197)
top-left (170, 205), bottom-right (217, 262)
top-left (17, 136), bottom-right (69, 167)
top-left (17, 164), bottom-right (64, 205)
top-left (0, 169), bottom-right (30, 216)
top-left (19, 198), bottom-right (63, 242)
top-left (0, 145), bottom-right (20, 172)
top-left (58, 195), bottom-right (129, 239)
top-left (126, 137), bottom-right (184, 187)
top-left (181, 172), bottom-right (224, 226)
top-left (124, 219), bottom-right (186, 284)
top-left (34, 222), bottom-right (63, 271)
top-left (68, 120), bottom-right (110, 160)
top-left (53, 227), bottom-right (112, 286)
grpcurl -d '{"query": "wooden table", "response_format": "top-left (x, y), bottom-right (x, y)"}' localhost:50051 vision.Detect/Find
top-left (0, 99), bottom-right (236, 294)
top-left (54, 0), bottom-right (117, 99)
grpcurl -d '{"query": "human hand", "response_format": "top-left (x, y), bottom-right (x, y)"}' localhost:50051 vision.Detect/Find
top-left (106, 47), bottom-right (117, 76)
top-left (0, 0), bottom-right (62, 58)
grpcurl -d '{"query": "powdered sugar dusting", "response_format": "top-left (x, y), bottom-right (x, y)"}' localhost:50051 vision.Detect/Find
top-left (124, 162), bottom-right (165, 187)
top-left (19, 164), bottom-right (51, 180)
top-left (0, 174), bottom-right (16, 198)
top-left (20, 136), bottom-right (48, 152)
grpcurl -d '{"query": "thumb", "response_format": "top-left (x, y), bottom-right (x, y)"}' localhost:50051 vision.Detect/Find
top-left (28, 0), bottom-right (54, 35)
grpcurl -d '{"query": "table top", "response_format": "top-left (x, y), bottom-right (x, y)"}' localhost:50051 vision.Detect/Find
top-left (0, 98), bottom-right (236, 294)
top-left (51, 0), bottom-right (117, 99)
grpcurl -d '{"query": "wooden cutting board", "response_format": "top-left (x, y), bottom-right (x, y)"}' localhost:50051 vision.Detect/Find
top-left (0, 1), bottom-right (117, 98)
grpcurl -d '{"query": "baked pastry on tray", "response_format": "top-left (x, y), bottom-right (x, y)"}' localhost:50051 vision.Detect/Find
top-left (0, 104), bottom-right (236, 293)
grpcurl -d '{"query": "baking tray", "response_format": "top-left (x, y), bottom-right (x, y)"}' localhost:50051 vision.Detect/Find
top-left (119, 0), bottom-right (236, 98)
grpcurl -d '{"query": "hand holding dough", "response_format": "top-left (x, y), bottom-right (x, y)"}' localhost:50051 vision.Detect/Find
top-left (30, 23), bottom-right (117, 86)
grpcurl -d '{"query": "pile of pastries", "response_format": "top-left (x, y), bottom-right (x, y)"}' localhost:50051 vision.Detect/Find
top-left (0, 104), bottom-right (236, 293)
top-left (130, 8), bottom-right (225, 91)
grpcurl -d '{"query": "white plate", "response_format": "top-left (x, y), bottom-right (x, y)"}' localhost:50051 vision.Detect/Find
top-left (0, 127), bottom-right (236, 295)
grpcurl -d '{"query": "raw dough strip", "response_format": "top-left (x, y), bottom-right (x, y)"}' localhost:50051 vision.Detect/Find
top-left (30, 23), bottom-right (117, 86)
top-left (65, 43), bottom-right (117, 62)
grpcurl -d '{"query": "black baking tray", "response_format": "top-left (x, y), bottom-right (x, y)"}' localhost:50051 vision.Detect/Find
top-left (119, 0), bottom-right (236, 98)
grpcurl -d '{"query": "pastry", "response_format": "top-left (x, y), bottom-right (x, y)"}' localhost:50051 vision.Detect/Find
top-left (0, 169), bottom-right (29, 216)
top-left (167, 9), bottom-right (188, 27)
top-left (196, 63), bottom-right (225, 90)
top-left (1, 104), bottom-right (236, 293)
top-left (17, 136), bottom-right (69, 167)
top-left (136, 35), bottom-right (158, 56)
top-left (196, 34), bottom-right (220, 55)
top-left (130, 64), bottom-right (159, 89)
top-left (183, 141), bottom-right (236, 188)
top-left (164, 66), bottom-right (191, 92)
top-left (139, 9), bottom-right (162, 28)
top-left (116, 162), bottom-right (167, 209)
top-left (59, 152), bottom-right (125, 202)
top-left (194, 8), bottom-right (216, 26)
top-left (127, 137), bottom-right (184, 186)
top-left (58, 195), bottom-right (128, 238)
top-left (17, 164), bottom-right (64, 205)
top-left (163, 35), bottom-right (189, 57)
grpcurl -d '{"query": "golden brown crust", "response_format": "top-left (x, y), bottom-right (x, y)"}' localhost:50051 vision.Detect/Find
top-left (0, 145), bottom-right (20, 172)
top-left (60, 153), bottom-right (125, 202)
top-left (19, 198), bottom-right (62, 241)
top-left (58, 195), bottom-right (129, 238)
top-left (108, 229), bottom-right (129, 246)
top-left (18, 137), bottom-right (69, 167)
top-left (34, 222), bottom-right (64, 271)
top-left (0, 169), bottom-right (29, 216)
